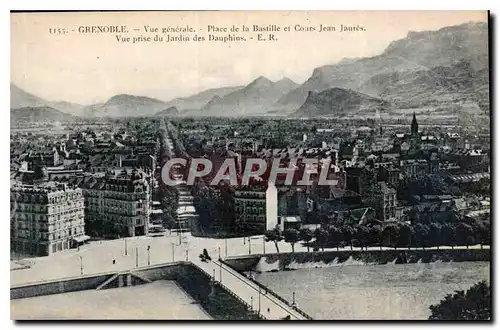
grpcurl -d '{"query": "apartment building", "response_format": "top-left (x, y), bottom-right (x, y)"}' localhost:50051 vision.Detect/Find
top-left (378, 181), bottom-right (397, 221)
top-left (75, 169), bottom-right (151, 238)
top-left (10, 182), bottom-right (86, 257)
top-left (234, 183), bottom-right (278, 233)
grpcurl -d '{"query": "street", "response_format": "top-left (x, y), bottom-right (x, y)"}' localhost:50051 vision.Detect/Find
top-left (10, 231), bottom-right (489, 286)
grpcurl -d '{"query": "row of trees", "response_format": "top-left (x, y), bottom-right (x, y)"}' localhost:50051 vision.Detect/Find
top-left (265, 219), bottom-right (491, 253)
top-left (166, 121), bottom-right (190, 160)
top-left (156, 119), bottom-right (179, 229)
top-left (191, 181), bottom-right (236, 235)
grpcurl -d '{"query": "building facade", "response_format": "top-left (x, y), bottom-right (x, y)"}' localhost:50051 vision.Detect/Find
top-left (81, 169), bottom-right (150, 238)
top-left (234, 188), bottom-right (267, 233)
top-left (10, 183), bottom-right (86, 257)
top-left (400, 159), bottom-right (429, 179)
top-left (378, 182), bottom-right (397, 221)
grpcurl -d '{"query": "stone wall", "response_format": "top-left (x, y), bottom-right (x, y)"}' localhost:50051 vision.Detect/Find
top-left (224, 248), bottom-right (490, 272)
top-left (11, 274), bottom-right (111, 300)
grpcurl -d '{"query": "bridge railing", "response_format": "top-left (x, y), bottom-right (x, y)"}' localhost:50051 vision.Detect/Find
top-left (187, 262), bottom-right (266, 320)
top-left (218, 259), bottom-right (313, 320)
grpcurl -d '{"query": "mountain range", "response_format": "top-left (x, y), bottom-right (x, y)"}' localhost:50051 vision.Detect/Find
top-left (156, 106), bottom-right (180, 117)
top-left (277, 22), bottom-right (489, 116)
top-left (11, 106), bottom-right (75, 125)
top-left (11, 21), bottom-right (489, 120)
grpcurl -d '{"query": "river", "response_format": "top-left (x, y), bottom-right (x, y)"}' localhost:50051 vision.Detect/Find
top-left (253, 261), bottom-right (490, 320)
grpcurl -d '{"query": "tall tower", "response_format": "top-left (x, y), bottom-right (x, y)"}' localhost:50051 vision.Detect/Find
top-left (411, 112), bottom-right (419, 136)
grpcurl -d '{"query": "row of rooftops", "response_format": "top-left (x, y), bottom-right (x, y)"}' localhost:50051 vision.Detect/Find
top-left (11, 168), bottom-right (150, 193)
top-left (11, 182), bottom-right (81, 195)
top-left (448, 172), bottom-right (490, 183)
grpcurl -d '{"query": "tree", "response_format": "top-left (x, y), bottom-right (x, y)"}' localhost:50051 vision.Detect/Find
top-left (382, 223), bottom-right (400, 249)
top-left (341, 225), bottom-right (356, 250)
top-left (441, 223), bottom-right (457, 248)
top-left (284, 228), bottom-right (300, 253)
top-left (355, 226), bottom-right (371, 250)
top-left (428, 222), bottom-right (442, 248)
top-left (265, 228), bottom-right (283, 254)
top-left (398, 224), bottom-right (415, 249)
top-left (413, 223), bottom-right (429, 248)
top-left (456, 222), bottom-right (475, 248)
top-left (299, 228), bottom-right (314, 252)
top-left (328, 226), bottom-right (343, 251)
top-left (162, 212), bottom-right (177, 230)
top-left (429, 281), bottom-right (490, 320)
top-left (33, 166), bottom-right (45, 180)
top-left (475, 221), bottom-right (490, 248)
top-left (369, 225), bottom-right (383, 249)
top-left (314, 228), bottom-right (328, 251)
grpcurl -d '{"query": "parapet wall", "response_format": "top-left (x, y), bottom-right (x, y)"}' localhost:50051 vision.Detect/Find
top-left (10, 263), bottom-right (184, 300)
top-left (10, 262), bottom-right (263, 320)
top-left (11, 274), bottom-right (111, 300)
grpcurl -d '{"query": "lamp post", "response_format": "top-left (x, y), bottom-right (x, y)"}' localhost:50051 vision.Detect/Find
top-left (124, 238), bottom-right (128, 256)
top-left (250, 296), bottom-right (253, 310)
top-left (147, 245), bottom-right (151, 266)
top-left (171, 243), bottom-right (175, 262)
top-left (292, 291), bottom-right (296, 307)
top-left (225, 238), bottom-right (228, 257)
top-left (258, 287), bottom-right (261, 313)
top-left (218, 247), bottom-right (221, 260)
top-left (263, 236), bottom-right (266, 254)
top-left (135, 247), bottom-right (138, 267)
top-left (79, 256), bottom-right (83, 275)
top-left (248, 237), bottom-right (251, 255)
top-left (219, 262), bottom-right (222, 283)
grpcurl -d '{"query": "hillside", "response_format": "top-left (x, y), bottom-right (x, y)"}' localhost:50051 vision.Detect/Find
top-left (11, 106), bottom-right (76, 124)
top-left (87, 94), bottom-right (168, 117)
top-left (156, 106), bottom-right (180, 117)
top-left (291, 88), bottom-right (388, 117)
top-left (359, 60), bottom-right (489, 113)
top-left (10, 84), bottom-right (47, 109)
top-left (278, 22), bottom-right (489, 113)
top-left (201, 76), bottom-right (299, 116)
top-left (11, 84), bottom-right (87, 116)
top-left (163, 86), bottom-right (243, 110)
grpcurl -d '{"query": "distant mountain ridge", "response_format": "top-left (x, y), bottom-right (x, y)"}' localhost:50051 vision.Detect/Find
top-left (292, 88), bottom-right (388, 117)
top-left (11, 106), bottom-right (75, 124)
top-left (92, 94), bottom-right (167, 117)
top-left (162, 86), bottom-right (243, 111)
top-left (11, 21), bottom-right (489, 119)
top-left (201, 76), bottom-right (299, 116)
top-left (278, 22), bottom-right (489, 114)
top-left (156, 106), bottom-right (180, 117)
top-left (10, 84), bottom-right (47, 109)
top-left (11, 83), bottom-right (85, 116)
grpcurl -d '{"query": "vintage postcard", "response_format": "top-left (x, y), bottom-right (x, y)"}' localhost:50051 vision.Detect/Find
top-left (10, 10), bottom-right (491, 321)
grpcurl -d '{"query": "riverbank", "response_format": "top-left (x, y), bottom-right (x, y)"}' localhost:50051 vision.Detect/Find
top-left (224, 248), bottom-right (490, 272)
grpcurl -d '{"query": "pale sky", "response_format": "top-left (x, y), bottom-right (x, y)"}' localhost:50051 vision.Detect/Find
top-left (11, 11), bottom-right (487, 105)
